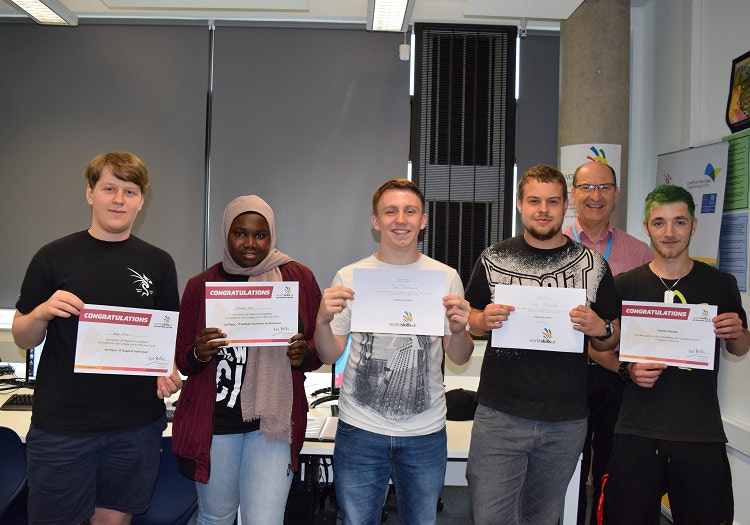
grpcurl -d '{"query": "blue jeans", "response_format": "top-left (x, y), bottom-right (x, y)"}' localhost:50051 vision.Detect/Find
top-left (467, 405), bottom-right (587, 525)
top-left (333, 421), bottom-right (447, 525)
top-left (196, 431), bottom-right (293, 525)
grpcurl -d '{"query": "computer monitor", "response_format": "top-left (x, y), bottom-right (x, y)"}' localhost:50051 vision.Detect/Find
top-left (25, 336), bottom-right (45, 386)
top-left (310, 334), bottom-right (351, 409)
top-left (331, 334), bottom-right (351, 394)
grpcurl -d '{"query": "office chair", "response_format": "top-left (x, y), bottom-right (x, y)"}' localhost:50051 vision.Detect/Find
top-left (132, 437), bottom-right (197, 525)
top-left (0, 426), bottom-right (28, 523)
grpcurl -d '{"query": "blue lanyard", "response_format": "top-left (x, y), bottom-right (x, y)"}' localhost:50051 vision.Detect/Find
top-left (572, 225), bottom-right (612, 261)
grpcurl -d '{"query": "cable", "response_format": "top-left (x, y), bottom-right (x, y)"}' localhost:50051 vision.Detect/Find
top-left (309, 394), bottom-right (339, 408)
top-left (311, 386), bottom-right (332, 396)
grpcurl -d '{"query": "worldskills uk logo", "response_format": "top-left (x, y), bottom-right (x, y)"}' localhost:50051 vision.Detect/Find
top-left (388, 311), bottom-right (416, 329)
top-left (691, 309), bottom-right (712, 323)
top-left (528, 327), bottom-right (555, 345)
top-left (275, 286), bottom-right (295, 299)
top-left (704, 163), bottom-right (722, 181)
top-left (154, 315), bottom-right (173, 329)
top-left (586, 146), bottom-right (607, 164)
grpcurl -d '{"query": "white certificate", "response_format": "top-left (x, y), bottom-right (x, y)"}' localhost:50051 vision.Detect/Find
top-left (350, 268), bottom-right (445, 336)
top-left (491, 284), bottom-right (586, 353)
top-left (205, 282), bottom-right (298, 346)
top-left (619, 301), bottom-right (718, 370)
top-left (74, 304), bottom-right (179, 376)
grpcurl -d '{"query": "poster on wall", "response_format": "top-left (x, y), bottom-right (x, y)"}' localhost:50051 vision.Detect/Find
top-left (560, 144), bottom-right (622, 230)
top-left (722, 128), bottom-right (750, 211)
top-left (726, 49), bottom-right (750, 134)
top-left (656, 142), bottom-right (730, 265)
top-left (718, 213), bottom-right (748, 293)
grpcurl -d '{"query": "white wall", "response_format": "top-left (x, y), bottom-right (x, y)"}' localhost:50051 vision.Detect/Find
top-left (630, 0), bottom-right (750, 521)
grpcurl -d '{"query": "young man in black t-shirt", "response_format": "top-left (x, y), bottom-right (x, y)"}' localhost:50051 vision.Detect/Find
top-left (604, 184), bottom-right (750, 524)
top-left (465, 165), bottom-right (621, 525)
top-left (12, 152), bottom-right (181, 525)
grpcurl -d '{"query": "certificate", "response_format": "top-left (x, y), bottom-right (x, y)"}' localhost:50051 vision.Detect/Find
top-left (350, 268), bottom-right (445, 336)
top-left (491, 284), bottom-right (586, 353)
top-left (74, 304), bottom-right (179, 376)
top-left (205, 282), bottom-right (298, 346)
top-left (619, 301), bottom-right (718, 369)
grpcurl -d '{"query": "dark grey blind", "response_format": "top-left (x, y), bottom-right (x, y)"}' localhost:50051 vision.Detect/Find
top-left (412, 24), bottom-right (516, 284)
top-left (208, 26), bottom-right (410, 287)
top-left (0, 23), bottom-right (410, 305)
top-left (0, 23), bottom-right (208, 306)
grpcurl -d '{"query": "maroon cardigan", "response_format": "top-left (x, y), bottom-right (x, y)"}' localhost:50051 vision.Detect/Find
top-left (171, 261), bottom-right (322, 483)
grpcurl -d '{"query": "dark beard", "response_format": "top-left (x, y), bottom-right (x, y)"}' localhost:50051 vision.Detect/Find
top-left (527, 223), bottom-right (562, 241)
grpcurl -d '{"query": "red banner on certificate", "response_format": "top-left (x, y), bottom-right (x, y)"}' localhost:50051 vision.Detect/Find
top-left (619, 301), bottom-right (717, 369)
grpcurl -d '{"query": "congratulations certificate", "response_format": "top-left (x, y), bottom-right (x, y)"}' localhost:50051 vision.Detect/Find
top-left (205, 282), bottom-right (298, 346)
top-left (350, 268), bottom-right (445, 336)
top-left (74, 304), bottom-right (179, 376)
top-left (491, 285), bottom-right (586, 353)
top-left (619, 301), bottom-right (718, 369)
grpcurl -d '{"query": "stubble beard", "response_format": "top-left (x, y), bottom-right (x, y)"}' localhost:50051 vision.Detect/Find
top-left (526, 223), bottom-right (562, 242)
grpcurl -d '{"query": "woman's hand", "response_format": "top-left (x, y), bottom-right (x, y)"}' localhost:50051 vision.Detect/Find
top-left (193, 327), bottom-right (226, 362)
top-left (287, 333), bottom-right (307, 367)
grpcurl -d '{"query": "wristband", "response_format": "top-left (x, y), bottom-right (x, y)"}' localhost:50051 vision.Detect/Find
top-left (194, 347), bottom-right (211, 363)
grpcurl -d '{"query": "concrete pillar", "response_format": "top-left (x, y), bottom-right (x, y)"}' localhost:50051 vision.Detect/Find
top-left (559, 0), bottom-right (630, 227)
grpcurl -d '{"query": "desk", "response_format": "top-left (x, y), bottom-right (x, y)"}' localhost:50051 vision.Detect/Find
top-left (302, 373), bottom-right (474, 464)
top-left (0, 370), bottom-right (579, 524)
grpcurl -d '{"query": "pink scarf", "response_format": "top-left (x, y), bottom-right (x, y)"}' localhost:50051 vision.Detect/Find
top-left (222, 195), bottom-right (293, 444)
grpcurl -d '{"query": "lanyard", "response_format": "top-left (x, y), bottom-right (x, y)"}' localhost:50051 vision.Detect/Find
top-left (572, 225), bottom-right (612, 261)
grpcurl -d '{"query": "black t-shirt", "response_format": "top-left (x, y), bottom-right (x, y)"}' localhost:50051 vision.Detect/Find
top-left (16, 231), bottom-right (179, 434)
top-left (614, 262), bottom-right (747, 442)
top-left (464, 235), bottom-right (620, 422)
top-left (210, 266), bottom-right (261, 435)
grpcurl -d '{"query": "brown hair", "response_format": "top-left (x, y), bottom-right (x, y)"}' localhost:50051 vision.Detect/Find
top-left (84, 152), bottom-right (149, 193)
top-left (371, 178), bottom-right (425, 215)
top-left (517, 165), bottom-right (567, 201)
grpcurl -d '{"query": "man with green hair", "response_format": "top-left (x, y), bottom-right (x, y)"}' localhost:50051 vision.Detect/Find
top-left (603, 184), bottom-right (750, 523)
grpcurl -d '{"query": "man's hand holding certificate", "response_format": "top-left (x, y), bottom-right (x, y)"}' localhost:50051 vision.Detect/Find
top-left (75, 304), bottom-right (179, 376)
top-left (619, 300), bottom-right (718, 369)
top-left (205, 282), bottom-right (298, 346)
top-left (350, 268), bottom-right (445, 336)
top-left (491, 285), bottom-right (586, 353)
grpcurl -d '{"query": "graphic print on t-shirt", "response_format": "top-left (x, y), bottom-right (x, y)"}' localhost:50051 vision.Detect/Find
top-left (127, 267), bottom-right (155, 297)
top-left (482, 242), bottom-right (605, 359)
top-left (350, 332), bottom-right (432, 421)
top-left (484, 243), bottom-right (601, 291)
top-left (215, 346), bottom-right (247, 409)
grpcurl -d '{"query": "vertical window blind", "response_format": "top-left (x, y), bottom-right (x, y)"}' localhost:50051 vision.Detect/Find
top-left (412, 24), bottom-right (517, 285)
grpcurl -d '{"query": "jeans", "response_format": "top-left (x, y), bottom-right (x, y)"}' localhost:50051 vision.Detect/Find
top-left (333, 420), bottom-right (447, 525)
top-left (467, 405), bottom-right (587, 525)
top-left (196, 431), bottom-right (293, 525)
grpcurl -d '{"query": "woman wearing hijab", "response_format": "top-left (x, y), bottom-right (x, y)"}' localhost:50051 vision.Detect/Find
top-left (172, 195), bottom-right (322, 524)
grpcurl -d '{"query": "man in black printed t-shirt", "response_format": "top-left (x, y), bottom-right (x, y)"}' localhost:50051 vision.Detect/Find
top-left (464, 164), bottom-right (621, 525)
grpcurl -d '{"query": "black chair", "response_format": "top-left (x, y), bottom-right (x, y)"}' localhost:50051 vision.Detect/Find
top-left (132, 437), bottom-right (198, 525)
top-left (0, 426), bottom-right (28, 523)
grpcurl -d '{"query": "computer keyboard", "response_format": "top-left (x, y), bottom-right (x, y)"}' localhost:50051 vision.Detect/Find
top-left (1, 393), bottom-right (34, 411)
